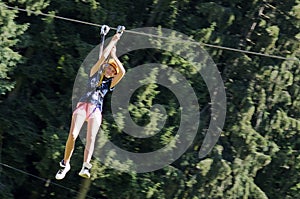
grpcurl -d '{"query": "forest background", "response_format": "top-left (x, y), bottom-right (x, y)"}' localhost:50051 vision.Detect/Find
top-left (0, 0), bottom-right (300, 199)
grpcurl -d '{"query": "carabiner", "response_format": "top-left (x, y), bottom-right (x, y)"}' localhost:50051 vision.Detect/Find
top-left (100, 25), bottom-right (110, 36)
top-left (116, 25), bottom-right (126, 35)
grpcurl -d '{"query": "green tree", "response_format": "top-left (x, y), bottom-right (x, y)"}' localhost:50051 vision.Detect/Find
top-left (0, 1), bottom-right (28, 95)
top-left (1, 0), bottom-right (300, 198)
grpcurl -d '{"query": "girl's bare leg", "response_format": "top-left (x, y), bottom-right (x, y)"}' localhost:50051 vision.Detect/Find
top-left (84, 109), bottom-right (102, 164)
top-left (63, 105), bottom-right (86, 164)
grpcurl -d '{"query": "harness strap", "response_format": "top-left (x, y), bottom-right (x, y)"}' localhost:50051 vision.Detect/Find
top-left (73, 103), bottom-right (100, 121)
top-left (97, 25), bottom-right (110, 88)
top-left (86, 106), bottom-right (98, 121)
top-left (97, 71), bottom-right (105, 87)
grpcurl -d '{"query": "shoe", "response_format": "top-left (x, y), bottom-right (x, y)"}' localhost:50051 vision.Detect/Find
top-left (78, 162), bottom-right (92, 179)
top-left (55, 160), bottom-right (71, 180)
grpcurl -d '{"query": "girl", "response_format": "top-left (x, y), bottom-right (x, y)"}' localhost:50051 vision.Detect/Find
top-left (56, 33), bottom-right (125, 179)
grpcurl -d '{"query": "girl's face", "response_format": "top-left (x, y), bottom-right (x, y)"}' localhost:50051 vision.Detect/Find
top-left (105, 64), bottom-right (117, 77)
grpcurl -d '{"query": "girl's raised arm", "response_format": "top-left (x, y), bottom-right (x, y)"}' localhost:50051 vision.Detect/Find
top-left (90, 34), bottom-right (121, 77)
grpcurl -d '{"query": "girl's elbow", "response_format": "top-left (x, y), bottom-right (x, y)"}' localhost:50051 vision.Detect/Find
top-left (121, 68), bottom-right (126, 75)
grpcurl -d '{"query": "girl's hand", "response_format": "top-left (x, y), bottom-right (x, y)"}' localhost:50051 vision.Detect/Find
top-left (112, 34), bottom-right (120, 42)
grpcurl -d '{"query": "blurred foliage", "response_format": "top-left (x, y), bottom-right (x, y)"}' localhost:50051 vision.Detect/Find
top-left (0, 0), bottom-right (300, 199)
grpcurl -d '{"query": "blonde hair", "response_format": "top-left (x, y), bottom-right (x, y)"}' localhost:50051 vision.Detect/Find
top-left (108, 58), bottom-right (119, 74)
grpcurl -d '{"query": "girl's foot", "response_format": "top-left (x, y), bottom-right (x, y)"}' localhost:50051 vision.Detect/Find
top-left (55, 160), bottom-right (71, 180)
top-left (78, 162), bottom-right (92, 178)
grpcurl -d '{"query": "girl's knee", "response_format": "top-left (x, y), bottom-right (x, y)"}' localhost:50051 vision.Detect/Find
top-left (68, 132), bottom-right (78, 141)
top-left (88, 135), bottom-right (97, 143)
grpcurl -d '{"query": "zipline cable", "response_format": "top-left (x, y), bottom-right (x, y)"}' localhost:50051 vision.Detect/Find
top-left (124, 29), bottom-right (298, 61)
top-left (2, 3), bottom-right (298, 62)
top-left (0, 162), bottom-right (97, 199)
top-left (1, 3), bottom-right (115, 30)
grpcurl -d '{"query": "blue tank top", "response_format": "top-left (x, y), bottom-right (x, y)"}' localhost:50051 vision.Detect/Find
top-left (79, 72), bottom-right (114, 112)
